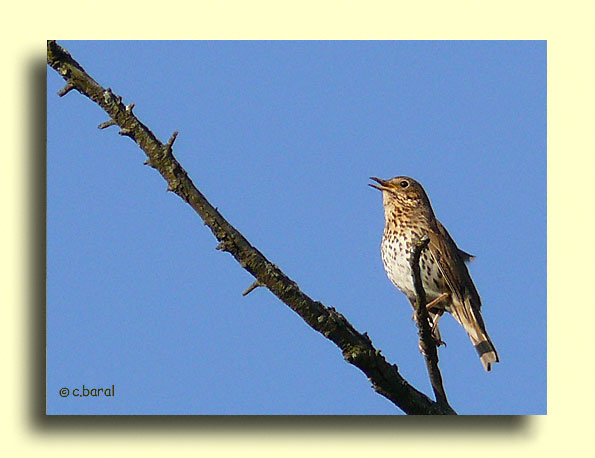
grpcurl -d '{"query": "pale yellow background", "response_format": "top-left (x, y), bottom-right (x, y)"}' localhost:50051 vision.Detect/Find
top-left (2, 0), bottom-right (592, 456)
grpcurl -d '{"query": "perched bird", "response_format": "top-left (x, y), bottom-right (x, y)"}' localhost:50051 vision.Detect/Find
top-left (369, 176), bottom-right (499, 371)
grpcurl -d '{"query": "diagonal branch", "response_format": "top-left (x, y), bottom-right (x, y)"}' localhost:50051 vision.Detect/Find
top-left (410, 235), bottom-right (454, 413)
top-left (47, 40), bottom-right (456, 415)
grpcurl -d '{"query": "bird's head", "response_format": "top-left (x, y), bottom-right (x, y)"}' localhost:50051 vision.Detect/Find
top-left (369, 176), bottom-right (434, 217)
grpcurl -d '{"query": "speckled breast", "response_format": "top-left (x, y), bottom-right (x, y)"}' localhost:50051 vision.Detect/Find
top-left (381, 230), bottom-right (448, 305)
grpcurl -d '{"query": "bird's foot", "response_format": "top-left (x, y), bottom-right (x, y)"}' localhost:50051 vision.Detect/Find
top-left (433, 336), bottom-right (446, 347)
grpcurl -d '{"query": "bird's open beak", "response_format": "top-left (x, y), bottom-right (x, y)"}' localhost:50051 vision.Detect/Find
top-left (369, 177), bottom-right (392, 192)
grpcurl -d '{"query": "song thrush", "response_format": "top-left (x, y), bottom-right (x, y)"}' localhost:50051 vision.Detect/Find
top-left (369, 176), bottom-right (499, 371)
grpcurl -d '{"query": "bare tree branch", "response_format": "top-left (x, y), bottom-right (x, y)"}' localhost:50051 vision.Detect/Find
top-left (409, 235), bottom-right (455, 413)
top-left (47, 40), bottom-right (456, 415)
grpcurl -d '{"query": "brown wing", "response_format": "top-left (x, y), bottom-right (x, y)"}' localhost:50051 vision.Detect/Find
top-left (458, 248), bottom-right (475, 263)
top-left (429, 221), bottom-right (498, 371)
top-left (436, 220), bottom-right (475, 263)
top-left (428, 220), bottom-right (482, 310)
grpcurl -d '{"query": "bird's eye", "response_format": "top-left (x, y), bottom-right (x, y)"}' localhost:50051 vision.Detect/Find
top-left (399, 180), bottom-right (409, 188)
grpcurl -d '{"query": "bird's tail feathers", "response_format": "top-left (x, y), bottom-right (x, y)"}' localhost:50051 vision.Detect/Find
top-left (451, 299), bottom-right (499, 372)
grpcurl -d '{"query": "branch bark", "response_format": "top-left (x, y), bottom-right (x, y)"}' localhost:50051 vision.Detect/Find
top-left (410, 235), bottom-right (454, 413)
top-left (47, 40), bottom-right (456, 415)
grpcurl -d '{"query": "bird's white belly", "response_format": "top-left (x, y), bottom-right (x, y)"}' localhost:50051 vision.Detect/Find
top-left (381, 238), bottom-right (444, 304)
top-left (382, 252), bottom-right (415, 299)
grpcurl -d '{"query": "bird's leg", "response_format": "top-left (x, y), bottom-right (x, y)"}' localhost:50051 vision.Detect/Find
top-left (417, 312), bottom-right (445, 354)
top-left (410, 297), bottom-right (446, 348)
top-left (425, 292), bottom-right (450, 312)
top-left (425, 293), bottom-right (448, 346)
top-left (430, 310), bottom-right (446, 347)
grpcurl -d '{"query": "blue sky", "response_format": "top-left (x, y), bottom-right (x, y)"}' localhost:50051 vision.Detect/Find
top-left (47, 40), bottom-right (546, 415)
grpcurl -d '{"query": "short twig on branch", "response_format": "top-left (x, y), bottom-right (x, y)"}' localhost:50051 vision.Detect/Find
top-left (98, 119), bottom-right (118, 130)
top-left (164, 130), bottom-right (179, 156)
top-left (57, 82), bottom-right (75, 97)
top-left (242, 280), bottom-right (264, 296)
top-left (409, 235), bottom-right (454, 413)
top-left (47, 40), bottom-right (456, 415)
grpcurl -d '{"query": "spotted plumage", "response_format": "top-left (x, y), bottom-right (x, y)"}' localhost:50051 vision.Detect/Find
top-left (370, 176), bottom-right (499, 371)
